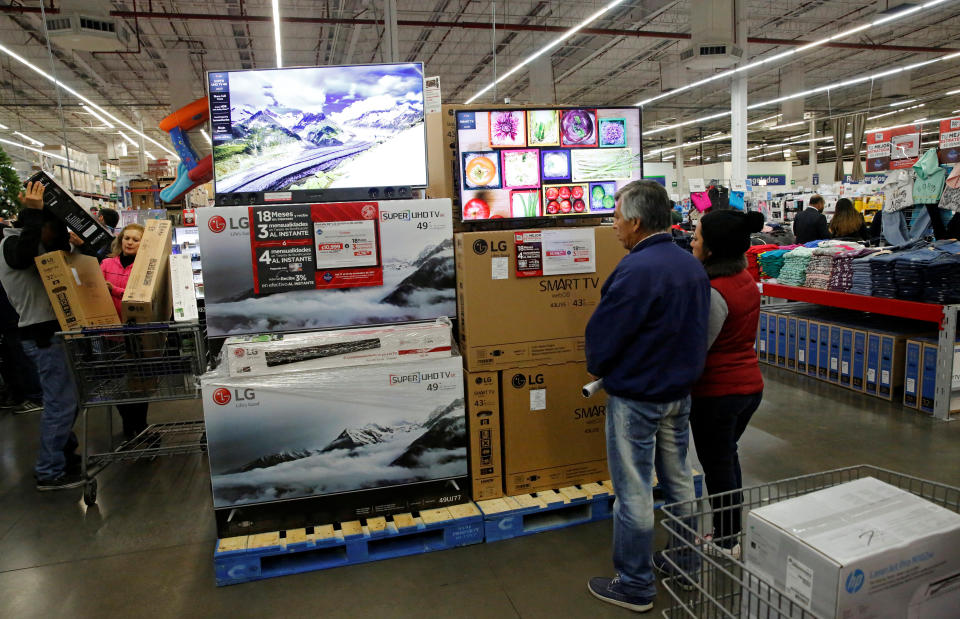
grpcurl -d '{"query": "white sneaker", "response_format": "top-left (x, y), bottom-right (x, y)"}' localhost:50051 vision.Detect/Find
top-left (702, 537), bottom-right (741, 560)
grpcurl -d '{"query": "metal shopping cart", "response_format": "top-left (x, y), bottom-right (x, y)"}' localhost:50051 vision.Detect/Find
top-left (60, 322), bottom-right (208, 506)
top-left (657, 465), bottom-right (960, 618)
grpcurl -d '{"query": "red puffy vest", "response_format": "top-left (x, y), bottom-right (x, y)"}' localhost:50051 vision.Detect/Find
top-left (693, 269), bottom-right (764, 398)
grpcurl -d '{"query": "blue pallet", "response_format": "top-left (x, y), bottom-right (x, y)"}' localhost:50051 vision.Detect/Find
top-left (214, 503), bottom-right (484, 586)
top-left (478, 476), bottom-right (704, 543)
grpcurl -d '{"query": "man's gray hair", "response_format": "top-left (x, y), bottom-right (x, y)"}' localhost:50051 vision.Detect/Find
top-left (614, 180), bottom-right (672, 233)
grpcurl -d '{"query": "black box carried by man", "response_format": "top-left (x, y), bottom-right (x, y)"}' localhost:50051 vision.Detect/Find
top-left (27, 171), bottom-right (113, 254)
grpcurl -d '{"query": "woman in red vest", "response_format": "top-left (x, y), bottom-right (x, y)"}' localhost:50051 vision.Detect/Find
top-left (689, 209), bottom-right (765, 560)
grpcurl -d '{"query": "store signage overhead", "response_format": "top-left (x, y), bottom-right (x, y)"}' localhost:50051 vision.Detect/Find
top-left (747, 175), bottom-right (787, 186)
top-left (866, 125), bottom-right (921, 171)
top-left (939, 117), bottom-right (960, 164)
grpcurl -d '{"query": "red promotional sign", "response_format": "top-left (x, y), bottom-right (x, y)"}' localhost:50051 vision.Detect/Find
top-left (939, 117), bottom-right (960, 164)
top-left (248, 202), bottom-right (383, 295)
top-left (865, 124), bottom-right (921, 172)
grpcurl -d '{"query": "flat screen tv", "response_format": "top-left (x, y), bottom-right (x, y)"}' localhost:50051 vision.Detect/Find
top-left (454, 107), bottom-right (643, 221)
top-left (208, 63), bottom-right (427, 205)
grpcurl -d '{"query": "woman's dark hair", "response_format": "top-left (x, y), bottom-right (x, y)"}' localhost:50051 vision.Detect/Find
top-left (829, 198), bottom-right (865, 238)
top-left (700, 210), bottom-right (765, 278)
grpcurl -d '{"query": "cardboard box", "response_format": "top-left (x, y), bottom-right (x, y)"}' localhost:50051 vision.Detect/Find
top-left (202, 354), bottom-right (467, 511)
top-left (121, 219), bottom-right (173, 323)
top-left (817, 323), bottom-right (830, 380)
top-left (877, 333), bottom-right (906, 401)
top-left (128, 178), bottom-right (157, 210)
top-left (757, 312), bottom-right (769, 363)
top-left (918, 340), bottom-right (960, 414)
top-left (464, 370), bottom-right (504, 501)
top-left (35, 250), bottom-right (119, 330)
top-left (839, 327), bottom-right (854, 387)
top-left (224, 321), bottom-right (452, 378)
top-left (786, 316), bottom-right (797, 371)
top-left (744, 477), bottom-right (960, 619)
top-left (454, 226), bottom-right (625, 372)
top-left (169, 254), bottom-right (199, 322)
top-left (28, 171), bottom-right (113, 255)
top-left (904, 339), bottom-right (922, 408)
top-left (796, 318), bottom-right (808, 374)
top-left (851, 329), bottom-right (867, 391)
top-left (776, 315), bottom-right (788, 367)
top-left (766, 312), bottom-right (778, 365)
top-left (500, 361), bottom-right (608, 495)
top-left (806, 320), bottom-right (820, 377)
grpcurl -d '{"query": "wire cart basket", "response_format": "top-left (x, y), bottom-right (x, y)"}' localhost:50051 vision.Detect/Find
top-left (61, 322), bottom-right (208, 506)
top-left (658, 465), bottom-right (960, 618)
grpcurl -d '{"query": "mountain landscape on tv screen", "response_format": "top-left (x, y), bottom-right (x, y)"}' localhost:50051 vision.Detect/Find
top-left (214, 64), bottom-right (426, 193)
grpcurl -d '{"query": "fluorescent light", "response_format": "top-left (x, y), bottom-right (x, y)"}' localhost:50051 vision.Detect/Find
top-left (82, 104), bottom-right (114, 128)
top-left (144, 151), bottom-right (156, 160)
top-left (0, 123), bottom-right (7, 130)
top-left (272, 0), bottom-right (283, 68)
top-left (200, 129), bottom-right (212, 145)
top-left (12, 131), bottom-right (43, 147)
top-left (947, 89), bottom-right (960, 95)
top-left (466, 0), bottom-right (626, 104)
top-left (0, 137), bottom-right (66, 161)
top-left (644, 111), bottom-right (732, 136)
top-left (889, 99), bottom-right (916, 106)
top-left (0, 42), bottom-right (178, 159)
top-left (635, 0), bottom-right (953, 107)
top-left (747, 114), bottom-right (782, 126)
top-left (118, 131), bottom-right (139, 148)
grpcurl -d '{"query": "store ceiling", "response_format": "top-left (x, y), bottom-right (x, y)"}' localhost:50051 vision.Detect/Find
top-left (0, 0), bottom-right (958, 167)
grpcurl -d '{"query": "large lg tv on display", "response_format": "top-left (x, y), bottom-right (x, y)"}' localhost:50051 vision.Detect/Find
top-left (455, 107), bottom-right (643, 221)
top-left (208, 63), bottom-right (427, 205)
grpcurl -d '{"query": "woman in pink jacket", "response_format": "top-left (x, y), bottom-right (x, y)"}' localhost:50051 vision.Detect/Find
top-left (100, 224), bottom-right (149, 440)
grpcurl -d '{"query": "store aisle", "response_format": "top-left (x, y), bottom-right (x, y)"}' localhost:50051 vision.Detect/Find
top-left (0, 367), bottom-right (957, 618)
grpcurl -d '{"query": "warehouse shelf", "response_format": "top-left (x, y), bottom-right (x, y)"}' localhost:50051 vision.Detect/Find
top-left (761, 282), bottom-right (958, 421)
top-left (760, 283), bottom-right (946, 325)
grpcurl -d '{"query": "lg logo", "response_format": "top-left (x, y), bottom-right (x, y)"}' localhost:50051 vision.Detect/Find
top-left (208, 215), bottom-right (227, 233)
top-left (212, 388), bottom-right (232, 405)
top-left (512, 373), bottom-right (544, 388)
top-left (473, 239), bottom-right (488, 255)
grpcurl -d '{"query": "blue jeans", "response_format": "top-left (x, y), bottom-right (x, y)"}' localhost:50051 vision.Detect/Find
top-left (607, 394), bottom-right (699, 599)
top-left (22, 336), bottom-right (79, 480)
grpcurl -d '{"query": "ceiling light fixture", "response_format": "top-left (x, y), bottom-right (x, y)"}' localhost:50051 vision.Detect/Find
top-left (144, 151), bottom-right (156, 161)
top-left (947, 89), bottom-right (960, 95)
top-left (635, 0), bottom-right (956, 107)
top-left (0, 123), bottom-right (7, 130)
top-left (889, 99), bottom-right (917, 106)
top-left (12, 131), bottom-right (43, 147)
top-left (0, 137), bottom-right (65, 161)
top-left (649, 53), bottom-right (960, 135)
top-left (200, 129), bottom-right (212, 145)
top-left (272, 0), bottom-right (283, 68)
top-left (82, 104), bottom-right (114, 128)
top-left (747, 114), bottom-right (783, 126)
top-left (118, 131), bottom-right (139, 148)
top-left (465, 0), bottom-right (626, 104)
top-left (0, 42), bottom-right (178, 159)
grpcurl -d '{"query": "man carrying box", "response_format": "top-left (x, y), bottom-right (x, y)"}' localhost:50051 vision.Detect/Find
top-left (0, 181), bottom-right (83, 490)
top-left (585, 180), bottom-right (710, 612)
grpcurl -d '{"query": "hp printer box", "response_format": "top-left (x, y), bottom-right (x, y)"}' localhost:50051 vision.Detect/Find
top-left (744, 477), bottom-right (960, 619)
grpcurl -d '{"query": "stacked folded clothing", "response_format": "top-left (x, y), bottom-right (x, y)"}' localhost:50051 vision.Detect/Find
top-left (778, 247), bottom-right (815, 286)
top-left (805, 246), bottom-right (851, 289)
top-left (758, 249), bottom-right (790, 279)
top-left (922, 252), bottom-right (960, 304)
top-left (746, 244), bottom-right (779, 281)
top-left (868, 251), bottom-right (902, 298)
top-left (829, 248), bottom-right (877, 292)
top-left (849, 251), bottom-right (889, 296)
top-left (893, 248), bottom-right (941, 300)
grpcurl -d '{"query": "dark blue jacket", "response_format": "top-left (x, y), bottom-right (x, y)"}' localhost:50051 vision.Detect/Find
top-left (585, 233), bottom-right (710, 403)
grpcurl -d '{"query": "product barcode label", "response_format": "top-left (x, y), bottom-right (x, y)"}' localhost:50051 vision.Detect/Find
top-left (798, 350), bottom-right (805, 362)
top-left (143, 257), bottom-right (158, 286)
top-left (759, 341), bottom-right (766, 352)
top-left (906, 378), bottom-right (916, 392)
top-left (867, 369), bottom-right (876, 382)
top-left (841, 361), bottom-right (849, 374)
top-left (881, 370), bottom-right (890, 384)
top-left (831, 358), bottom-right (838, 371)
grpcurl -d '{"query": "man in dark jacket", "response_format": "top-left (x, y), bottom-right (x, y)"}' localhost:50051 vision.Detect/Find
top-left (585, 180), bottom-right (710, 612)
top-left (792, 194), bottom-right (829, 244)
top-left (0, 182), bottom-right (83, 490)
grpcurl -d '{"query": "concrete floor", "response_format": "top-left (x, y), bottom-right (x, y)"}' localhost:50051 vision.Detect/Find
top-left (0, 366), bottom-right (958, 618)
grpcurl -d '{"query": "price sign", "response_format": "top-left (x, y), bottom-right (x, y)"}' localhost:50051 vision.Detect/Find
top-left (688, 178), bottom-right (706, 193)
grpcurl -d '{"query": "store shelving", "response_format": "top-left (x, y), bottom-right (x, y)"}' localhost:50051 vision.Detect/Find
top-left (762, 282), bottom-right (958, 421)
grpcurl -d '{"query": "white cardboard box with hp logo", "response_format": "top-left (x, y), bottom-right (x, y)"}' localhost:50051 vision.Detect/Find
top-left (743, 477), bottom-right (960, 618)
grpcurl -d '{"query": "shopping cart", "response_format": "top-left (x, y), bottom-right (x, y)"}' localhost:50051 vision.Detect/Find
top-left (657, 465), bottom-right (960, 618)
top-left (60, 322), bottom-right (208, 506)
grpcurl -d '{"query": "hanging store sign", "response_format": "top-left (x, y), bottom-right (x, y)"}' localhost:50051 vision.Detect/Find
top-left (747, 175), bottom-right (786, 186)
top-left (866, 125), bottom-right (921, 171)
top-left (939, 117), bottom-right (960, 164)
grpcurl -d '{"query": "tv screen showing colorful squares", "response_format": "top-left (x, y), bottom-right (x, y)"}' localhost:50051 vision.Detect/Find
top-left (455, 108), bottom-right (643, 220)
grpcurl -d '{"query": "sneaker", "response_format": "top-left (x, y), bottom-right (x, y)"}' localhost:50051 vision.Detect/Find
top-left (653, 551), bottom-right (698, 592)
top-left (702, 535), bottom-right (742, 561)
top-left (36, 472), bottom-right (84, 491)
top-left (587, 576), bottom-right (654, 613)
top-left (12, 400), bottom-right (42, 415)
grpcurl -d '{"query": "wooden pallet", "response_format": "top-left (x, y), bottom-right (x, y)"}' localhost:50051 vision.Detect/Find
top-left (214, 503), bottom-right (484, 586)
top-left (477, 474), bottom-right (704, 543)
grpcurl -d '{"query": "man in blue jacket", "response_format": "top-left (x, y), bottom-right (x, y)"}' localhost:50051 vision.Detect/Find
top-left (585, 180), bottom-right (710, 612)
